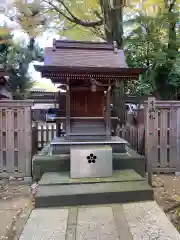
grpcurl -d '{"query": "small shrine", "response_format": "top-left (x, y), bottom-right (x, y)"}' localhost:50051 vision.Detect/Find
top-left (35, 40), bottom-right (143, 141)
top-left (33, 40), bottom-right (153, 208)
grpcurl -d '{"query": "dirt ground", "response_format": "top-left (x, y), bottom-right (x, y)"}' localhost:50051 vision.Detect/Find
top-left (0, 179), bottom-right (32, 240)
top-left (153, 174), bottom-right (180, 231)
top-left (0, 174), bottom-right (180, 240)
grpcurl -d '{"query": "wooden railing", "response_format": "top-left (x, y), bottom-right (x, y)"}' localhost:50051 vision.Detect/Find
top-left (118, 124), bottom-right (145, 155)
top-left (32, 122), bottom-right (65, 149)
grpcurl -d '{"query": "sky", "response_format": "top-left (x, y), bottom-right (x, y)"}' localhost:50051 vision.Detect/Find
top-left (0, 9), bottom-right (58, 91)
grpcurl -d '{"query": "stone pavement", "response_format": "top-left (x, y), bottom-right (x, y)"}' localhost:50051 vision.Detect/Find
top-left (19, 201), bottom-right (180, 240)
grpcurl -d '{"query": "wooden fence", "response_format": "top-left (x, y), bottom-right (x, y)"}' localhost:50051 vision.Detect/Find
top-left (31, 99), bottom-right (180, 173)
top-left (145, 99), bottom-right (180, 173)
top-left (2, 98), bottom-right (180, 178)
top-left (0, 100), bottom-right (33, 178)
top-left (118, 124), bottom-right (145, 155)
top-left (117, 99), bottom-right (180, 173)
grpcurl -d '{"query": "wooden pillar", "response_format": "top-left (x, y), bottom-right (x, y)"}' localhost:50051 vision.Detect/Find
top-left (66, 78), bottom-right (70, 139)
top-left (146, 97), bottom-right (156, 186)
top-left (56, 91), bottom-right (61, 137)
top-left (106, 87), bottom-right (111, 139)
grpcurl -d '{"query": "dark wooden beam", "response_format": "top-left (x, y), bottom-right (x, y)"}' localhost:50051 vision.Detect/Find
top-left (34, 65), bottom-right (145, 76)
top-left (105, 88), bottom-right (111, 139)
top-left (66, 78), bottom-right (70, 139)
top-left (70, 86), bottom-right (105, 91)
top-left (56, 91), bottom-right (61, 137)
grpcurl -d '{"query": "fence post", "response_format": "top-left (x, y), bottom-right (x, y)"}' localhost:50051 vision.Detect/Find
top-left (32, 121), bottom-right (38, 156)
top-left (176, 108), bottom-right (180, 175)
top-left (146, 97), bottom-right (156, 186)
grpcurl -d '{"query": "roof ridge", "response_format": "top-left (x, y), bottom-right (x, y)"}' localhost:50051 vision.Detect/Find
top-left (53, 39), bottom-right (114, 51)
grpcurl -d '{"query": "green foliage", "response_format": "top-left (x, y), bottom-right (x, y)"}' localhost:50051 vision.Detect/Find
top-left (0, 27), bottom-right (13, 64)
top-left (10, 0), bottom-right (125, 45)
top-left (57, 0), bottom-right (103, 40)
top-left (124, 2), bottom-right (180, 99)
top-left (9, 0), bottom-right (180, 99)
top-left (7, 43), bottom-right (33, 98)
top-left (10, 0), bottom-right (103, 41)
top-left (0, 26), bottom-right (44, 99)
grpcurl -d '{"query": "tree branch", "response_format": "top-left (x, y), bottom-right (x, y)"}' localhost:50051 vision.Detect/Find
top-left (43, 0), bottom-right (75, 23)
top-left (91, 26), bottom-right (106, 40)
top-left (42, 0), bottom-right (103, 28)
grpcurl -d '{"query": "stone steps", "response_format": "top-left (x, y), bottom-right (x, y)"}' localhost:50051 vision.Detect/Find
top-left (35, 171), bottom-right (153, 208)
top-left (70, 119), bottom-right (106, 140)
top-left (35, 181), bottom-right (153, 208)
top-left (68, 132), bottom-right (106, 135)
top-left (67, 133), bottom-right (107, 140)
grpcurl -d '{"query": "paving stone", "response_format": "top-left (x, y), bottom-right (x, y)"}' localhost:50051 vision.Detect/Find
top-left (112, 205), bottom-right (133, 240)
top-left (19, 208), bottom-right (68, 240)
top-left (65, 207), bottom-right (78, 240)
top-left (123, 201), bottom-right (180, 240)
top-left (18, 202), bottom-right (180, 240)
top-left (76, 206), bottom-right (119, 240)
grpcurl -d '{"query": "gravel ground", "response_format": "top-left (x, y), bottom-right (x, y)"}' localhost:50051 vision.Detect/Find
top-left (153, 174), bottom-right (180, 231)
top-left (0, 179), bottom-right (32, 240)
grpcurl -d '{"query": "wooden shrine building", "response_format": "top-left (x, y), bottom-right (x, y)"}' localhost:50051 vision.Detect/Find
top-left (35, 40), bottom-right (144, 140)
top-left (33, 40), bottom-right (154, 208)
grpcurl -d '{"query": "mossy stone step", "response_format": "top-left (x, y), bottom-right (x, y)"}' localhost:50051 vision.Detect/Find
top-left (38, 170), bottom-right (145, 186)
top-left (35, 179), bottom-right (153, 208)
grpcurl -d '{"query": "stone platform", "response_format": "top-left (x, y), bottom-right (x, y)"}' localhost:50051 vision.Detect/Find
top-left (33, 146), bottom-right (145, 181)
top-left (19, 202), bottom-right (180, 240)
top-left (49, 136), bottom-right (128, 154)
top-left (35, 170), bottom-right (153, 208)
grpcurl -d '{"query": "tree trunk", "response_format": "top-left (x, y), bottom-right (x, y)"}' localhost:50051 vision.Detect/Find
top-left (100, 0), bottom-right (123, 48)
top-left (113, 80), bottom-right (125, 126)
top-left (28, 37), bottom-right (35, 50)
top-left (99, 1), bottom-right (125, 126)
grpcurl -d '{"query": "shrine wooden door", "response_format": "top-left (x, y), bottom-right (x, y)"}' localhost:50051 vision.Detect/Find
top-left (70, 90), bottom-right (104, 117)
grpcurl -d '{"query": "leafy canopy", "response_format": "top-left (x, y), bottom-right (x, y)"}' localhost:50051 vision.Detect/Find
top-left (124, 0), bottom-right (180, 99)
top-left (0, 26), bottom-right (44, 99)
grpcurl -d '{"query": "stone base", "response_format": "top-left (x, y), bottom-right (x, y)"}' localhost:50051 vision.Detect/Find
top-left (49, 136), bottom-right (127, 154)
top-left (35, 170), bottom-right (153, 208)
top-left (32, 147), bottom-right (146, 181)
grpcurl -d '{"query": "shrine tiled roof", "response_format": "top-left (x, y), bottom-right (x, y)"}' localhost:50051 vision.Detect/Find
top-left (34, 40), bottom-right (145, 82)
top-left (44, 40), bottom-right (128, 68)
